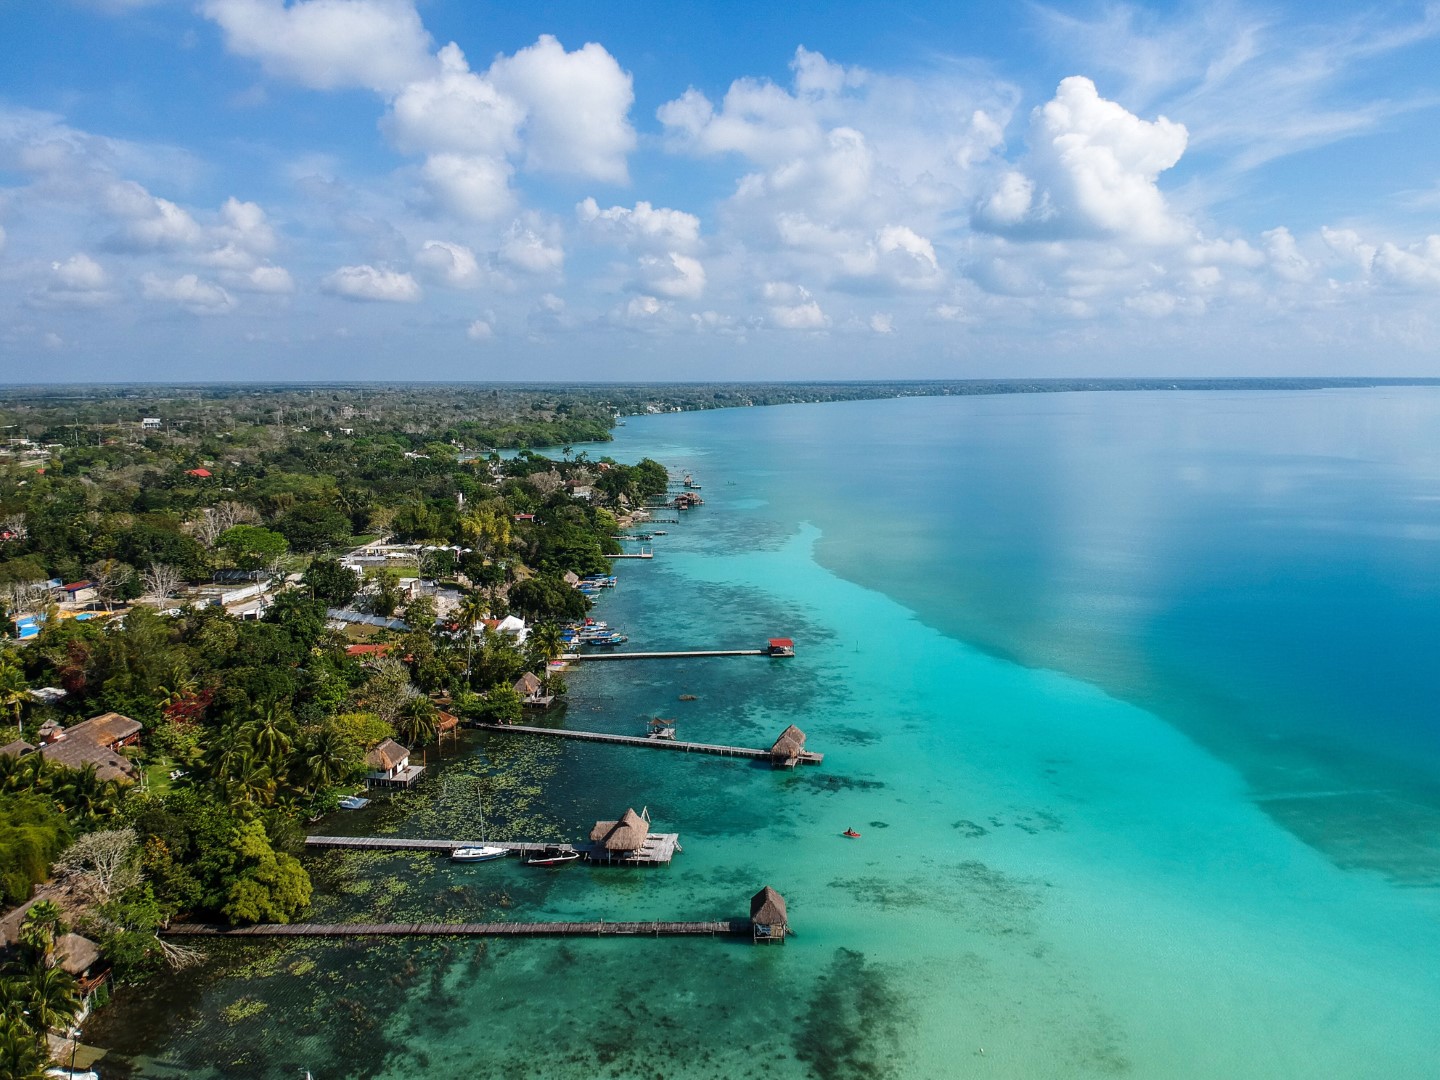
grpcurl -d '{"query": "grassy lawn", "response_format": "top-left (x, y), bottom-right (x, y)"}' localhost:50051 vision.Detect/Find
top-left (141, 758), bottom-right (184, 795)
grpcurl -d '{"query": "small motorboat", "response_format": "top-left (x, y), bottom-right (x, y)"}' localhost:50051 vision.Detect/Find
top-left (524, 847), bottom-right (581, 867)
top-left (842, 828), bottom-right (862, 839)
top-left (451, 845), bottom-right (508, 863)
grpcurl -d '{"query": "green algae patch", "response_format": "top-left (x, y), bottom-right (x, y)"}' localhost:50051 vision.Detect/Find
top-left (221, 996), bottom-right (268, 1023)
top-left (795, 948), bottom-right (906, 1080)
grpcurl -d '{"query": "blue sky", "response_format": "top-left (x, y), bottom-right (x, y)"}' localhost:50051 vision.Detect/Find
top-left (2, 0), bottom-right (1439, 382)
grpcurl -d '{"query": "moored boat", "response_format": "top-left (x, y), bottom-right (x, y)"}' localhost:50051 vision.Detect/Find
top-left (523, 847), bottom-right (580, 866)
top-left (451, 845), bottom-right (507, 862)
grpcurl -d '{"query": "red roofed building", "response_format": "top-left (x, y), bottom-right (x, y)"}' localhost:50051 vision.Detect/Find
top-left (186, 467), bottom-right (212, 478)
top-left (346, 643), bottom-right (394, 658)
top-left (767, 638), bottom-right (795, 657)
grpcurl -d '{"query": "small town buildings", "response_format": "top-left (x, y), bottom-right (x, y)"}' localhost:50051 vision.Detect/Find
top-left (480, 614), bottom-right (529, 645)
top-left (140, 418), bottom-right (162, 431)
top-left (365, 738), bottom-right (424, 788)
top-left (59, 581), bottom-right (97, 605)
top-left (36, 712), bottom-right (142, 783)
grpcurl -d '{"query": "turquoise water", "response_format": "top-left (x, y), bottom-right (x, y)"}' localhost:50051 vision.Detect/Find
top-left (95, 389), bottom-right (1440, 1078)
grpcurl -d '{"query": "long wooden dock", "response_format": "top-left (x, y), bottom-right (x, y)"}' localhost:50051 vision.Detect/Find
top-left (475, 723), bottom-right (824, 765)
top-left (304, 833), bottom-right (684, 864)
top-left (163, 920), bottom-right (748, 939)
top-left (564, 649), bottom-right (765, 661)
top-left (606, 551), bottom-right (653, 559)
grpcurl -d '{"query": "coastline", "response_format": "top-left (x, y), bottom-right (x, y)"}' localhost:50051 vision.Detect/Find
top-left (89, 392), bottom-right (1440, 1078)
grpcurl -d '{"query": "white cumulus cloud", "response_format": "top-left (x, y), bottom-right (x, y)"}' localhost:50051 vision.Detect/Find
top-left (499, 226), bottom-right (564, 274)
top-left (577, 197), bottom-right (701, 251)
top-left (29, 254), bottom-right (115, 308)
top-left (414, 240), bottom-right (481, 287)
top-left (321, 264), bottom-right (420, 302)
top-left (201, 0), bottom-right (435, 92)
top-left (637, 252), bottom-right (705, 300)
top-left (141, 272), bottom-right (235, 314)
top-left (384, 43), bottom-right (523, 157)
top-left (976, 76), bottom-right (1189, 244)
top-left (222, 264), bottom-right (294, 293)
top-left (467, 318), bottom-right (494, 341)
top-left (488, 35), bottom-right (635, 182)
top-left (420, 153), bottom-right (515, 221)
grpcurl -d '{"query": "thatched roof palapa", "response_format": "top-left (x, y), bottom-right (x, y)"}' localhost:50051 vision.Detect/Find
top-left (514, 671), bottom-right (543, 696)
top-left (366, 739), bottom-right (410, 771)
top-left (750, 886), bottom-right (788, 926)
top-left (55, 933), bottom-right (103, 977)
top-left (589, 807), bottom-right (651, 852)
top-left (770, 724), bottom-right (806, 758)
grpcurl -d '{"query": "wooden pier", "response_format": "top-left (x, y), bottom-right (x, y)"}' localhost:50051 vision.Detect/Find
top-left (564, 649), bottom-right (765, 661)
top-left (304, 833), bottom-right (684, 865)
top-left (163, 920), bottom-right (751, 939)
top-left (606, 549), bottom-right (653, 559)
top-left (475, 723), bottom-right (824, 766)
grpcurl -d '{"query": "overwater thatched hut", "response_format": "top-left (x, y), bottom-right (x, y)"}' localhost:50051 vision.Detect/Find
top-left (750, 886), bottom-right (789, 943)
top-left (589, 807), bottom-right (651, 861)
top-left (769, 724), bottom-right (807, 768)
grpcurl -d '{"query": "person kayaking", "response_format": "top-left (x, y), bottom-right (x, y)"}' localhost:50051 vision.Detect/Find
top-left (843, 827), bottom-right (861, 838)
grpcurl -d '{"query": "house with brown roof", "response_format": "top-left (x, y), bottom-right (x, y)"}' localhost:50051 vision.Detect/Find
top-left (365, 738), bottom-right (424, 788)
top-left (588, 807), bottom-right (650, 861)
top-left (750, 886), bottom-right (789, 944)
top-left (37, 712), bottom-right (142, 783)
top-left (513, 671), bottom-right (553, 709)
top-left (769, 724), bottom-right (807, 769)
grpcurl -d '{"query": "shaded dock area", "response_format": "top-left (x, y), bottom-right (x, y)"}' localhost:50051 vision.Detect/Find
top-left (475, 723), bottom-right (824, 766)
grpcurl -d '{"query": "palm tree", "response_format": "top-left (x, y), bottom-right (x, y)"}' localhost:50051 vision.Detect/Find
top-left (0, 1014), bottom-right (45, 1080)
top-left (455, 591), bottom-right (488, 682)
top-left (394, 695), bottom-right (439, 748)
top-left (226, 752), bottom-right (277, 808)
top-left (300, 727), bottom-right (351, 792)
top-left (0, 658), bottom-right (28, 734)
top-left (245, 706), bottom-right (293, 766)
top-left (527, 621), bottom-right (565, 669)
top-left (23, 965), bottom-right (79, 1035)
top-left (16, 901), bottom-right (65, 965)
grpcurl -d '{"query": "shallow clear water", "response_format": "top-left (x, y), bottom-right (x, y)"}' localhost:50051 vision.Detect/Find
top-left (95, 389), bottom-right (1440, 1078)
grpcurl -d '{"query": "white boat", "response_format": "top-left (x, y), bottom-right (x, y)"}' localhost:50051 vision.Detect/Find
top-left (451, 845), bottom-right (507, 862)
top-left (452, 785), bottom-right (505, 862)
top-left (337, 795), bottom-right (369, 810)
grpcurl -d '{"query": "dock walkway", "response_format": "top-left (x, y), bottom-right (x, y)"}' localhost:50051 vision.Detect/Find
top-left (564, 649), bottom-right (765, 661)
top-left (475, 723), bottom-right (824, 765)
top-left (164, 920), bottom-right (748, 938)
top-left (304, 833), bottom-right (683, 865)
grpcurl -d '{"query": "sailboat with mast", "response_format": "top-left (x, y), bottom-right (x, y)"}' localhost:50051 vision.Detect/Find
top-left (451, 782), bottom-right (507, 862)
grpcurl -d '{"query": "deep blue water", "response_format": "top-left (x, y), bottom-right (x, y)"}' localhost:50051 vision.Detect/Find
top-left (604, 389), bottom-right (1440, 879)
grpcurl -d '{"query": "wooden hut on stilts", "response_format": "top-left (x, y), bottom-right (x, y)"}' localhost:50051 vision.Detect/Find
top-left (769, 725), bottom-right (808, 769)
top-left (750, 886), bottom-right (789, 943)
